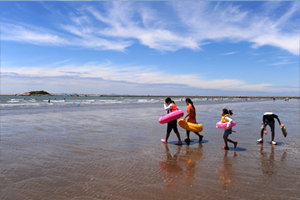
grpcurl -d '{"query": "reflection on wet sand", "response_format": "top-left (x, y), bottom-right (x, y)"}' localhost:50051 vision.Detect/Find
top-left (160, 144), bottom-right (183, 191)
top-left (159, 143), bottom-right (203, 190)
top-left (178, 144), bottom-right (203, 185)
top-left (216, 151), bottom-right (237, 190)
top-left (259, 144), bottom-right (287, 178)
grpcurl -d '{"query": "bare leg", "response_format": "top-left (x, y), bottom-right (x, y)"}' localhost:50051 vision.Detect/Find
top-left (260, 128), bottom-right (264, 139)
top-left (186, 130), bottom-right (190, 140)
top-left (194, 132), bottom-right (200, 137)
top-left (271, 131), bottom-right (275, 141)
top-left (175, 131), bottom-right (182, 143)
top-left (223, 133), bottom-right (229, 148)
top-left (227, 138), bottom-right (235, 144)
top-left (165, 132), bottom-right (171, 142)
top-left (193, 132), bottom-right (203, 142)
top-left (185, 130), bottom-right (191, 144)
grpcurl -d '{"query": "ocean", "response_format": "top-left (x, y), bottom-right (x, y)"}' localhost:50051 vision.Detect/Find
top-left (0, 95), bottom-right (260, 109)
top-left (0, 96), bottom-right (299, 199)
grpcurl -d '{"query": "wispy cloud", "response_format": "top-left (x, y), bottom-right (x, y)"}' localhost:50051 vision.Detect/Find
top-left (1, 61), bottom-right (278, 93)
top-left (1, 1), bottom-right (299, 54)
top-left (221, 52), bottom-right (238, 56)
top-left (268, 59), bottom-right (295, 66)
top-left (1, 23), bottom-right (68, 46)
top-left (172, 1), bottom-right (300, 55)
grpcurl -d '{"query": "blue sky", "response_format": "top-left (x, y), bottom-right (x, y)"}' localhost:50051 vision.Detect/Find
top-left (1, 1), bottom-right (299, 96)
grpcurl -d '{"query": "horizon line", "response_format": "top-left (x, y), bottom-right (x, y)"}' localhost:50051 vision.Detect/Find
top-left (0, 93), bottom-right (298, 99)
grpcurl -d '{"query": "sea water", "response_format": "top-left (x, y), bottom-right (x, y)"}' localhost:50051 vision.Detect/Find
top-left (0, 95), bottom-right (255, 109)
top-left (0, 97), bottom-right (299, 199)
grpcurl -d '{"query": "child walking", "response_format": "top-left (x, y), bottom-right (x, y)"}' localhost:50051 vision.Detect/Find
top-left (183, 98), bottom-right (203, 144)
top-left (221, 108), bottom-right (237, 150)
top-left (161, 97), bottom-right (183, 145)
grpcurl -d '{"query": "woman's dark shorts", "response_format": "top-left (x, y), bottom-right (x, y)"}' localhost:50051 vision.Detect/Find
top-left (167, 120), bottom-right (178, 133)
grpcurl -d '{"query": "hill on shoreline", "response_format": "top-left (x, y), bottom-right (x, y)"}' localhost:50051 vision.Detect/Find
top-left (21, 90), bottom-right (51, 96)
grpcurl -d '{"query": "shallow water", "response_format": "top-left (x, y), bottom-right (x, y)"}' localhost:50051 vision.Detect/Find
top-left (1, 99), bottom-right (299, 199)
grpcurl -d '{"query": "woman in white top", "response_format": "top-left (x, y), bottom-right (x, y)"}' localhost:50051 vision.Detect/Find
top-left (161, 97), bottom-right (182, 145)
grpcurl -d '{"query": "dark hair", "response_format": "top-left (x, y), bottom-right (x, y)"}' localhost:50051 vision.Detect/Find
top-left (165, 97), bottom-right (173, 104)
top-left (186, 98), bottom-right (194, 109)
top-left (223, 108), bottom-right (233, 115)
top-left (186, 98), bottom-right (195, 117)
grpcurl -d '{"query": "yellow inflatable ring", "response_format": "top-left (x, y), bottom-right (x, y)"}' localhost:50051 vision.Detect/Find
top-left (178, 119), bottom-right (203, 132)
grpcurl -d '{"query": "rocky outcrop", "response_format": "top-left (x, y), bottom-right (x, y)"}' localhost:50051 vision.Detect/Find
top-left (21, 92), bottom-right (31, 96)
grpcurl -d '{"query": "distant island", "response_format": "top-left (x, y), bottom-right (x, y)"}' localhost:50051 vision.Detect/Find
top-left (22, 90), bottom-right (51, 96)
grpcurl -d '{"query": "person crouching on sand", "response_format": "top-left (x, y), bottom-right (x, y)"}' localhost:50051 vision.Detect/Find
top-left (257, 112), bottom-right (283, 145)
top-left (161, 97), bottom-right (183, 145)
top-left (183, 98), bottom-right (203, 144)
top-left (221, 108), bottom-right (237, 150)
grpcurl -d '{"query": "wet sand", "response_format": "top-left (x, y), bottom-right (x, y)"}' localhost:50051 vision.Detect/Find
top-left (1, 100), bottom-right (299, 199)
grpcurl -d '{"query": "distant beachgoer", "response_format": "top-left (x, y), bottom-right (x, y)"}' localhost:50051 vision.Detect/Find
top-left (161, 97), bottom-right (182, 145)
top-left (48, 98), bottom-right (50, 103)
top-left (221, 109), bottom-right (237, 150)
top-left (183, 98), bottom-right (203, 144)
top-left (257, 112), bottom-right (283, 145)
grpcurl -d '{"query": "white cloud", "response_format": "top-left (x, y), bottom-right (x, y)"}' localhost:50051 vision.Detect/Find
top-left (172, 1), bottom-right (299, 55)
top-left (1, 62), bottom-right (280, 93)
top-left (250, 34), bottom-right (299, 55)
top-left (1, 2), bottom-right (298, 54)
top-left (85, 3), bottom-right (200, 51)
top-left (1, 23), bottom-right (68, 46)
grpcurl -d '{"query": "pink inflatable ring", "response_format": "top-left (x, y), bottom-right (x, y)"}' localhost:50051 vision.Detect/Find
top-left (216, 121), bottom-right (236, 129)
top-left (159, 110), bottom-right (184, 124)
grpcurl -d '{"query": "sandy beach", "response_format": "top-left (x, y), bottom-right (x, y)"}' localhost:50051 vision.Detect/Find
top-left (0, 98), bottom-right (299, 199)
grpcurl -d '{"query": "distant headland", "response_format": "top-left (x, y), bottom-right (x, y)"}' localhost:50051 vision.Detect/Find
top-left (20, 90), bottom-right (51, 96)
